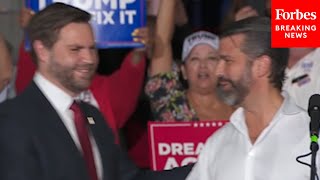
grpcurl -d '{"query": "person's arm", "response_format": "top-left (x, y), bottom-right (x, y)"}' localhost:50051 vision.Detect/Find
top-left (91, 50), bottom-right (146, 130)
top-left (185, 135), bottom-right (216, 180)
top-left (93, 26), bottom-right (149, 129)
top-left (221, 0), bottom-right (255, 28)
top-left (131, 27), bottom-right (150, 65)
top-left (234, 5), bottom-right (258, 21)
top-left (149, 0), bottom-right (176, 76)
top-left (15, 41), bottom-right (36, 94)
top-left (15, 7), bottom-right (36, 94)
top-left (106, 51), bottom-right (146, 129)
top-left (144, 0), bottom-right (183, 122)
top-left (172, 0), bottom-right (193, 60)
top-left (0, 35), bottom-right (13, 93)
top-left (174, 0), bottom-right (189, 27)
top-left (19, 7), bottom-right (34, 29)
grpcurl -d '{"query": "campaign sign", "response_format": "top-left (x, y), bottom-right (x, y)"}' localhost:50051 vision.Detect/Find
top-left (148, 121), bottom-right (228, 170)
top-left (271, 0), bottom-right (320, 47)
top-left (25, 0), bottom-right (146, 49)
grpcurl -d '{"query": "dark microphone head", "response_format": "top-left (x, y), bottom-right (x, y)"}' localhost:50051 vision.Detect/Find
top-left (308, 94), bottom-right (320, 116)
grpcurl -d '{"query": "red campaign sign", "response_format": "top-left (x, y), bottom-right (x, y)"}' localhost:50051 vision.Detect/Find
top-left (271, 0), bottom-right (320, 47)
top-left (148, 121), bottom-right (228, 170)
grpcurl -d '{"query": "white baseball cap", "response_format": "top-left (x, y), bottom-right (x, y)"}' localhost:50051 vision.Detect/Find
top-left (181, 31), bottom-right (219, 62)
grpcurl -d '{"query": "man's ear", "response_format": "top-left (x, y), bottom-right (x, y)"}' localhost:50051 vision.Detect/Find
top-left (33, 40), bottom-right (50, 63)
top-left (253, 55), bottom-right (272, 78)
top-left (180, 64), bottom-right (187, 80)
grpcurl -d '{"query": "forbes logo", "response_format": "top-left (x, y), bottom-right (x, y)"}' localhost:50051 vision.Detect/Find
top-left (275, 9), bottom-right (317, 20)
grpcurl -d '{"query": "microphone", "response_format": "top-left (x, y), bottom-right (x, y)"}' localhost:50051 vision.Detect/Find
top-left (308, 94), bottom-right (320, 180)
top-left (308, 94), bottom-right (320, 149)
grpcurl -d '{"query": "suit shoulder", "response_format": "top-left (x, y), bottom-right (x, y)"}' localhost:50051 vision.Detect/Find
top-left (0, 94), bottom-right (35, 127)
top-left (0, 97), bottom-right (23, 114)
top-left (0, 99), bottom-right (31, 136)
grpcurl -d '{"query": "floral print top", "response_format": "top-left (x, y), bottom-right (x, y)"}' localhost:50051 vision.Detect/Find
top-left (145, 69), bottom-right (199, 122)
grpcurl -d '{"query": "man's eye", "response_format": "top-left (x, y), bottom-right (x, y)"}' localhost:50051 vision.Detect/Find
top-left (71, 48), bottom-right (80, 52)
top-left (190, 57), bottom-right (199, 61)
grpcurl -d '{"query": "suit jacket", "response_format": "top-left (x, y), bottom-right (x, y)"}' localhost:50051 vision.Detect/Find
top-left (0, 82), bottom-right (191, 180)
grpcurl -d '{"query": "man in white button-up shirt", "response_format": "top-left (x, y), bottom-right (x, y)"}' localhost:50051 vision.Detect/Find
top-left (187, 16), bottom-right (317, 180)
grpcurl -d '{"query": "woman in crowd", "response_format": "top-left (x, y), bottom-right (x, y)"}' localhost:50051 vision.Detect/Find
top-left (145, 0), bottom-right (234, 121)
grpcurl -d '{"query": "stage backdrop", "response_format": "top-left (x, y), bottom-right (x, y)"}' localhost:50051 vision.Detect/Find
top-left (148, 120), bottom-right (228, 170)
top-left (25, 0), bottom-right (146, 49)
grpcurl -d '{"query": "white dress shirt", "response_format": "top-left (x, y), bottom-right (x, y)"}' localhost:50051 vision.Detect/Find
top-left (0, 84), bottom-right (9, 103)
top-left (187, 95), bottom-right (318, 180)
top-left (283, 48), bottom-right (320, 110)
top-left (34, 72), bottom-right (103, 180)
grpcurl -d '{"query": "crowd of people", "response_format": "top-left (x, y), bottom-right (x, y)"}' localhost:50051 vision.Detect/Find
top-left (0, 0), bottom-right (320, 179)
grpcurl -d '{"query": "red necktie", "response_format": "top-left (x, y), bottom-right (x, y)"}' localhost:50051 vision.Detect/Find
top-left (70, 101), bottom-right (98, 180)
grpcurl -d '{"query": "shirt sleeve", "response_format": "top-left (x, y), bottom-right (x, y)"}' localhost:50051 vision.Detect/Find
top-left (99, 50), bottom-right (146, 129)
top-left (15, 41), bottom-right (36, 94)
top-left (186, 134), bottom-right (216, 180)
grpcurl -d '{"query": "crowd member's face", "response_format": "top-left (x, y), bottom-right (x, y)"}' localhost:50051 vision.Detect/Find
top-left (182, 44), bottom-right (219, 93)
top-left (38, 22), bottom-right (98, 95)
top-left (216, 34), bottom-right (253, 106)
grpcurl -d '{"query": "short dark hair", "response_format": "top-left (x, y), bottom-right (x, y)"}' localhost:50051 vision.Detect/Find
top-left (26, 3), bottom-right (91, 65)
top-left (220, 17), bottom-right (289, 91)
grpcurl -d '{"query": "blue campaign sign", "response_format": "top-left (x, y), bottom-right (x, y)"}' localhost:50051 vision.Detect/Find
top-left (25, 0), bottom-right (146, 49)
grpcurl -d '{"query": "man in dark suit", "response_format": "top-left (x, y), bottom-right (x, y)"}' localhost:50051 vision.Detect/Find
top-left (0, 3), bottom-right (191, 180)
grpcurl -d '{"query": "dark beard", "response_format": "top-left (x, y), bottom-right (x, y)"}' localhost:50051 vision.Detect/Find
top-left (48, 59), bottom-right (96, 94)
top-left (216, 71), bottom-right (252, 106)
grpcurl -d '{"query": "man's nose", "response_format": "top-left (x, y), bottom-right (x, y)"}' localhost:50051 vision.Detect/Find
top-left (215, 60), bottom-right (225, 77)
top-left (81, 49), bottom-right (97, 64)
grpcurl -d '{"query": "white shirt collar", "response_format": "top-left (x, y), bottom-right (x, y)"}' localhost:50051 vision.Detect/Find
top-left (33, 72), bottom-right (74, 112)
top-left (230, 93), bottom-right (303, 136)
top-left (280, 91), bottom-right (304, 115)
top-left (0, 84), bottom-right (9, 103)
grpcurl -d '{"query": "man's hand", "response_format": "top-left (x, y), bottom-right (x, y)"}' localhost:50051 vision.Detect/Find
top-left (235, 6), bottom-right (258, 21)
top-left (174, 0), bottom-right (188, 26)
top-left (131, 27), bottom-right (149, 65)
top-left (19, 7), bottom-right (35, 28)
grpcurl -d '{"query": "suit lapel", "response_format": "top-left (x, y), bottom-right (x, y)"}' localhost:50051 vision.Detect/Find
top-left (22, 82), bottom-right (90, 179)
top-left (78, 102), bottom-right (119, 180)
top-left (25, 82), bottom-right (80, 153)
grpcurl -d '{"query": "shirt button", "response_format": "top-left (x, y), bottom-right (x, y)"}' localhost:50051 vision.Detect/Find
top-left (248, 150), bottom-right (255, 157)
